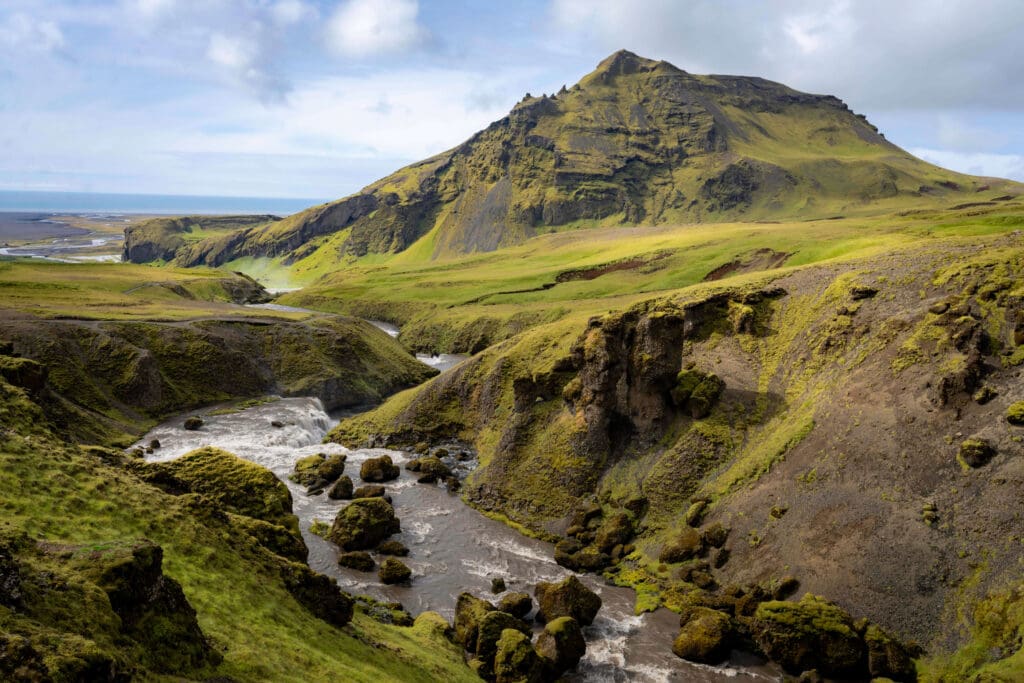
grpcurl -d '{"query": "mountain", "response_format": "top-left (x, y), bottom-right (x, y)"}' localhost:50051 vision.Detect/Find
top-left (124, 50), bottom-right (1007, 268)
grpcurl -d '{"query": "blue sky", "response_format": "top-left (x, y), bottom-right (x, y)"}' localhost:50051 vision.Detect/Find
top-left (1, 0), bottom-right (1022, 200)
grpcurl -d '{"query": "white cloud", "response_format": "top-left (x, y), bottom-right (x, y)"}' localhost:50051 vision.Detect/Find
top-left (207, 32), bottom-right (258, 71)
top-left (270, 0), bottom-right (316, 26)
top-left (0, 12), bottom-right (65, 52)
top-left (912, 147), bottom-right (1024, 181)
top-left (325, 0), bottom-right (426, 58)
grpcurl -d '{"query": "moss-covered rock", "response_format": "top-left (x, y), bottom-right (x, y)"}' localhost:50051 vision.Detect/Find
top-left (291, 452), bottom-right (346, 488)
top-left (554, 537), bottom-right (611, 571)
top-left (353, 484), bottom-right (388, 499)
top-left (413, 455), bottom-right (452, 484)
top-left (594, 512), bottom-right (633, 553)
top-left (360, 455), bottom-right (401, 482)
top-left (672, 606), bottom-right (733, 664)
top-left (534, 575), bottom-right (602, 626)
top-left (1007, 400), bottom-right (1024, 426)
top-left (278, 560), bottom-right (354, 627)
top-left (701, 522), bottom-right (730, 549)
top-left (327, 497), bottom-right (400, 550)
top-left (182, 416), bottom-right (203, 430)
top-left (659, 527), bottom-right (704, 563)
top-left (141, 447), bottom-right (299, 534)
top-left (454, 592), bottom-right (496, 651)
top-left (671, 369), bottom-right (725, 419)
top-left (958, 438), bottom-right (995, 468)
top-left (327, 475), bottom-right (354, 500)
top-left (475, 611), bottom-right (533, 677)
top-left (751, 594), bottom-right (865, 677)
top-left (228, 512), bottom-right (309, 563)
top-left (378, 557), bottom-right (412, 584)
top-left (338, 551), bottom-right (375, 572)
top-left (377, 539), bottom-right (409, 556)
top-left (498, 592), bottom-right (533, 619)
top-left (493, 628), bottom-right (545, 683)
top-left (535, 615), bottom-right (586, 675)
top-left (864, 623), bottom-right (916, 681)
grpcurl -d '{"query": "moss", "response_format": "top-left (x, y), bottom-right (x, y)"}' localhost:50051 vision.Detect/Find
top-left (1007, 401), bottom-right (1024, 426)
top-left (672, 607), bottom-right (733, 664)
top-left (752, 594), bottom-right (865, 677)
top-left (493, 628), bottom-right (544, 683)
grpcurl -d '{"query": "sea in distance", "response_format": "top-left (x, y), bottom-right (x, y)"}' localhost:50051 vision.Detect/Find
top-left (0, 190), bottom-right (328, 216)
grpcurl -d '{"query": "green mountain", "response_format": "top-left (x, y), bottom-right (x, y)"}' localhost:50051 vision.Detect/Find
top-left (124, 50), bottom-right (1004, 268)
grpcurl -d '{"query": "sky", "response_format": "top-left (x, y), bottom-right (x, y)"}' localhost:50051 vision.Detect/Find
top-left (1, 0), bottom-right (1022, 200)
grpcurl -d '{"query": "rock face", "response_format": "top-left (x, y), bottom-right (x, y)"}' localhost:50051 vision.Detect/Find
top-left (327, 497), bottom-right (401, 550)
top-left (127, 50), bottom-right (965, 269)
top-left (86, 540), bottom-right (221, 673)
top-left (534, 575), bottom-right (602, 626)
top-left (360, 455), bottom-right (401, 482)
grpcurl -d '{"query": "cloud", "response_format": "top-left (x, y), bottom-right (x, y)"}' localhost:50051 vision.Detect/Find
top-left (0, 12), bottom-right (65, 53)
top-left (548, 0), bottom-right (1024, 111)
top-left (325, 0), bottom-right (427, 58)
top-left (912, 147), bottom-right (1024, 181)
top-left (270, 0), bottom-right (316, 26)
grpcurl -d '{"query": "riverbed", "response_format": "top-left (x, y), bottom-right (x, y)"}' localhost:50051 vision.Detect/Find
top-left (137, 396), bottom-right (777, 682)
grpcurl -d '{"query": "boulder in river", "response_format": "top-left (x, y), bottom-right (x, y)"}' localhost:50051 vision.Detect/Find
top-left (534, 575), bottom-right (602, 626)
top-left (183, 416), bottom-right (203, 431)
top-left (377, 539), bottom-right (409, 556)
top-left (338, 551), bottom-right (375, 572)
top-left (327, 497), bottom-right (400, 551)
top-left (497, 592), bottom-right (532, 619)
top-left (290, 453), bottom-right (327, 487)
top-left (411, 456), bottom-right (451, 484)
top-left (475, 611), bottom-right (532, 677)
top-left (535, 616), bottom-right (586, 674)
top-left (360, 455), bottom-right (400, 482)
top-left (327, 475), bottom-right (353, 500)
top-left (378, 557), bottom-right (412, 584)
top-left (454, 592), bottom-right (495, 651)
top-left (353, 484), bottom-right (388, 500)
top-left (494, 628), bottom-right (545, 683)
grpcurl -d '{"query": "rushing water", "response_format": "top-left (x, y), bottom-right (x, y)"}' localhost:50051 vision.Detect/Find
top-left (138, 396), bottom-right (778, 682)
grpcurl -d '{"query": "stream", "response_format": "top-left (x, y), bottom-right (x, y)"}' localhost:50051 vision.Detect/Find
top-left (137, 396), bottom-right (778, 682)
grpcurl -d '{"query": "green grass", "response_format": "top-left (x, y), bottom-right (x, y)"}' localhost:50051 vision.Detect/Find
top-left (0, 260), bottom-right (309, 321)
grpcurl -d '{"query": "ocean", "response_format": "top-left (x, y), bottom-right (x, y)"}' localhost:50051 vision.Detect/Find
top-left (0, 190), bottom-right (328, 216)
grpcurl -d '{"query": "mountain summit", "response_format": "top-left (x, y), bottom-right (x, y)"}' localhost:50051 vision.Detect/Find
top-left (126, 50), bottom-right (994, 266)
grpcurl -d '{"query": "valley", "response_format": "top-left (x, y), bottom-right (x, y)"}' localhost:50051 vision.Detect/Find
top-left (2, 50), bottom-right (1023, 682)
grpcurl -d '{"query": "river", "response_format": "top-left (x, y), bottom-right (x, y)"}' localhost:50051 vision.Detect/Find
top-left (137, 396), bottom-right (777, 682)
